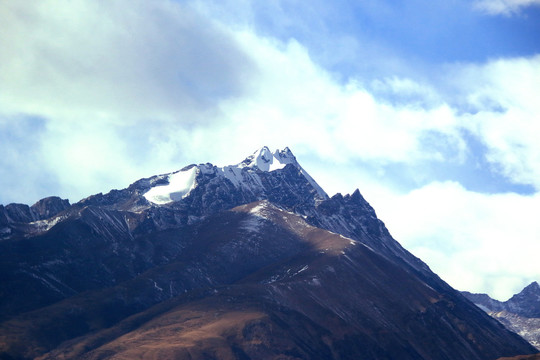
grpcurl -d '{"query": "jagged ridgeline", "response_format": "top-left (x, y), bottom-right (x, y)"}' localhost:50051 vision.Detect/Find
top-left (0, 147), bottom-right (537, 360)
top-left (464, 281), bottom-right (540, 351)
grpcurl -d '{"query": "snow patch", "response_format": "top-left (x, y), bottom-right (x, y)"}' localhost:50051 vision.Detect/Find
top-left (249, 203), bottom-right (267, 215)
top-left (144, 166), bottom-right (198, 204)
top-left (220, 165), bottom-right (243, 186)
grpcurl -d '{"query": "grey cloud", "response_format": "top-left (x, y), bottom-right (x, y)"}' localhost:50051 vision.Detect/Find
top-left (0, 0), bottom-right (259, 204)
top-left (0, 0), bottom-right (256, 122)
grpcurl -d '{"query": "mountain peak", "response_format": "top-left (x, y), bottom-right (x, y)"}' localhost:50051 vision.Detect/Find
top-left (239, 146), bottom-right (296, 172)
top-left (138, 146), bottom-right (327, 206)
top-left (518, 281), bottom-right (540, 297)
top-left (228, 146), bottom-right (327, 199)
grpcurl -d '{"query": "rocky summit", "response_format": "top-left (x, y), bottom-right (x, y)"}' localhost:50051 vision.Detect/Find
top-left (0, 147), bottom-right (537, 359)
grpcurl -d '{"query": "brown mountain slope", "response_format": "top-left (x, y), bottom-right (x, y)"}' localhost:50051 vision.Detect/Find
top-left (497, 354), bottom-right (540, 360)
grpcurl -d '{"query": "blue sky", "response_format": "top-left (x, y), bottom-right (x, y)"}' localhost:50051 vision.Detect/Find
top-left (228, 0), bottom-right (540, 63)
top-left (1, 0), bottom-right (540, 300)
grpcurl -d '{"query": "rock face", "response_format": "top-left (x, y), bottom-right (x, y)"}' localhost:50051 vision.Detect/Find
top-left (463, 282), bottom-right (540, 350)
top-left (0, 147), bottom-right (537, 360)
top-left (507, 282), bottom-right (540, 318)
top-left (0, 196), bottom-right (71, 240)
top-left (30, 196), bottom-right (71, 220)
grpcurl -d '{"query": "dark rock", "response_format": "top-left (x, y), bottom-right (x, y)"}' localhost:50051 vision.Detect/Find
top-left (4, 203), bottom-right (37, 223)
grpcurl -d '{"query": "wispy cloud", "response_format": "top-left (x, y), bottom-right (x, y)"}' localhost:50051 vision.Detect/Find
top-left (456, 56), bottom-right (540, 189)
top-left (474, 0), bottom-right (540, 15)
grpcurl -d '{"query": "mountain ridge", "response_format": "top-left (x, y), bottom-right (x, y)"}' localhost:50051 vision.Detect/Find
top-left (463, 281), bottom-right (540, 350)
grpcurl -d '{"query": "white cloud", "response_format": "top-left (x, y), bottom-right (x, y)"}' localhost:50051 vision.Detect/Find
top-left (370, 181), bottom-right (540, 301)
top-left (457, 55), bottom-right (540, 189)
top-left (195, 32), bottom-right (465, 168)
top-left (474, 0), bottom-right (540, 15)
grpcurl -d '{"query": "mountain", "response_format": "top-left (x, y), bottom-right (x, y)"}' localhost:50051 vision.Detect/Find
top-left (0, 146), bottom-right (537, 360)
top-left (463, 282), bottom-right (540, 350)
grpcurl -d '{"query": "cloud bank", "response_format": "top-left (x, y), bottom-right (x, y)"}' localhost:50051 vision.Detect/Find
top-left (372, 182), bottom-right (540, 301)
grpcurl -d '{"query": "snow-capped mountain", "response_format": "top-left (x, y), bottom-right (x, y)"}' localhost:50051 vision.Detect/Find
top-left (463, 282), bottom-right (540, 350)
top-left (140, 146), bottom-right (327, 206)
top-left (0, 147), bottom-right (536, 360)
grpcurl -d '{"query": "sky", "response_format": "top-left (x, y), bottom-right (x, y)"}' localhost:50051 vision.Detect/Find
top-left (1, 0), bottom-right (540, 301)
